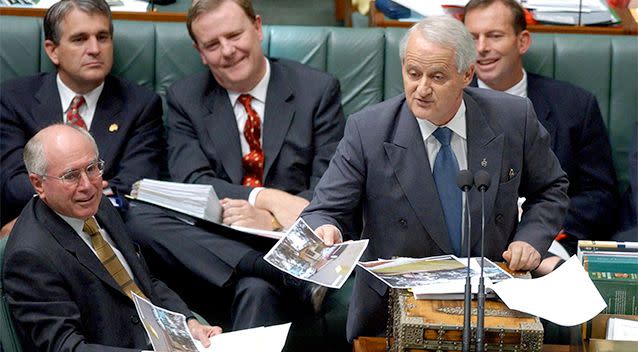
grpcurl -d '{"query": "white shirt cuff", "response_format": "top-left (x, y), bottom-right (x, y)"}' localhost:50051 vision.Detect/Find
top-left (248, 187), bottom-right (265, 206)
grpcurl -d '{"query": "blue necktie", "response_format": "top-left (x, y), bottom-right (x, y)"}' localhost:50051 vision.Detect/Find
top-left (432, 127), bottom-right (462, 255)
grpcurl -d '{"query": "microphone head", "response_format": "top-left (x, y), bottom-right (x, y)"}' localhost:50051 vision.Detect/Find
top-left (474, 170), bottom-right (491, 191)
top-left (456, 170), bottom-right (473, 191)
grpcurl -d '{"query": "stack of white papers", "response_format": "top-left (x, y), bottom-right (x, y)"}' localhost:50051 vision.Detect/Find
top-left (131, 179), bottom-right (222, 223)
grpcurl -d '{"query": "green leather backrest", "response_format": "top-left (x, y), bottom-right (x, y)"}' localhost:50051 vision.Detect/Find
top-left (0, 15), bottom-right (636, 186)
top-left (0, 236), bottom-right (21, 352)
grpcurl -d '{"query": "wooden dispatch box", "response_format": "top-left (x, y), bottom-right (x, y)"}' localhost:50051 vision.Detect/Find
top-left (389, 289), bottom-right (544, 352)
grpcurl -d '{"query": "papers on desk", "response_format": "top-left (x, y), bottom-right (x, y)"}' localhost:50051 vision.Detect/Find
top-left (264, 218), bottom-right (368, 288)
top-left (133, 293), bottom-right (291, 352)
top-left (491, 255), bottom-right (607, 327)
top-left (31, 0), bottom-right (149, 11)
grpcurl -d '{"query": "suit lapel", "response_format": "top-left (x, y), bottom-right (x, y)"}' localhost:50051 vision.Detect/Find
top-left (36, 200), bottom-right (125, 295)
top-left (204, 78), bottom-right (244, 184)
top-left (32, 74), bottom-right (64, 128)
top-left (94, 200), bottom-right (152, 297)
top-left (526, 74), bottom-right (556, 148)
top-left (384, 103), bottom-right (453, 253)
top-left (262, 60), bottom-right (295, 179)
top-left (464, 92), bottom-right (503, 250)
top-left (91, 76), bottom-right (123, 167)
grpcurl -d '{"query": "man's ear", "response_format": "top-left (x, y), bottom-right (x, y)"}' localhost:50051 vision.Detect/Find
top-left (462, 63), bottom-right (475, 86)
top-left (192, 42), bottom-right (207, 65)
top-left (29, 173), bottom-right (46, 201)
top-left (44, 40), bottom-right (60, 66)
top-left (517, 30), bottom-right (531, 56)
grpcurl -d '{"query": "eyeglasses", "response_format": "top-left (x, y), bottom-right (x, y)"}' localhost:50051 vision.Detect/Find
top-left (39, 160), bottom-right (105, 185)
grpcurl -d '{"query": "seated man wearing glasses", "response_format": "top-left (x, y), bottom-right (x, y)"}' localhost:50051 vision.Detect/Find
top-left (2, 124), bottom-right (222, 351)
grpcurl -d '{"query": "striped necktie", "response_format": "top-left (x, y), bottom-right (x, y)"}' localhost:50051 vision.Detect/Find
top-left (83, 217), bottom-right (147, 300)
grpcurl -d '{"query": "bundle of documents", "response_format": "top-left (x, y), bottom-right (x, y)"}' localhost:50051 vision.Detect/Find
top-left (131, 179), bottom-right (222, 223)
top-left (129, 179), bottom-right (283, 240)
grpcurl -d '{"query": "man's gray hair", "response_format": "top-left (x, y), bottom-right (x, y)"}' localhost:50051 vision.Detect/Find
top-left (399, 15), bottom-right (476, 73)
top-left (44, 0), bottom-right (113, 45)
top-left (24, 124), bottom-right (100, 175)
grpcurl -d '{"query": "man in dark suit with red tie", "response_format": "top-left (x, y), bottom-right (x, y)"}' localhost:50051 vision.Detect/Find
top-left (125, 0), bottom-right (345, 329)
top-left (2, 124), bottom-right (221, 351)
top-left (0, 0), bottom-right (164, 234)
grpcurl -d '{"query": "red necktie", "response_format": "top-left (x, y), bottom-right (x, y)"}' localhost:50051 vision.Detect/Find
top-left (238, 94), bottom-right (264, 187)
top-left (66, 96), bottom-right (87, 129)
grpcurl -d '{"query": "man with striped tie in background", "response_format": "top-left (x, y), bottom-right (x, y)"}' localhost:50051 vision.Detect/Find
top-left (2, 124), bottom-right (221, 351)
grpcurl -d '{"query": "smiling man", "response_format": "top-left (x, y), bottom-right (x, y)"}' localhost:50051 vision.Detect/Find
top-left (463, 0), bottom-right (619, 264)
top-left (125, 0), bottom-right (345, 329)
top-left (300, 15), bottom-right (569, 341)
top-left (2, 124), bottom-right (221, 351)
top-left (0, 0), bottom-right (165, 234)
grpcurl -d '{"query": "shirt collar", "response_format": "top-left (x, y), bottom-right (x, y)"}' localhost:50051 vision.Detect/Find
top-left (56, 74), bottom-right (105, 114)
top-left (56, 213), bottom-right (89, 235)
top-left (477, 69), bottom-right (527, 98)
top-left (416, 99), bottom-right (467, 142)
top-left (227, 58), bottom-right (271, 106)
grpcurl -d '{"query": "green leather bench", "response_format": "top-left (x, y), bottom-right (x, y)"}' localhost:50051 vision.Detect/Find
top-left (1, 15), bottom-right (637, 351)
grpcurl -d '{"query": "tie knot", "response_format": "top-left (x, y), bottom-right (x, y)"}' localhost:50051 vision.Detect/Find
top-left (70, 95), bottom-right (85, 110)
top-left (238, 94), bottom-right (253, 110)
top-left (83, 217), bottom-right (100, 236)
top-left (433, 127), bottom-right (453, 146)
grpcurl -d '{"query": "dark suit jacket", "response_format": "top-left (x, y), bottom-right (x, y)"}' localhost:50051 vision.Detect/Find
top-left (0, 73), bottom-right (165, 225)
top-left (302, 88), bottom-right (570, 340)
top-left (471, 73), bottom-right (619, 240)
top-left (166, 58), bottom-right (345, 202)
top-left (2, 196), bottom-right (192, 351)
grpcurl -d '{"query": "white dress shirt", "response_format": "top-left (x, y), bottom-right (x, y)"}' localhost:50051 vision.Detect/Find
top-left (477, 69), bottom-right (528, 98)
top-left (57, 74), bottom-right (104, 129)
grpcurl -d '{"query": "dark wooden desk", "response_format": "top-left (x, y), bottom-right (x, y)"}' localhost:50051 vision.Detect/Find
top-left (365, 1), bottom-right (637, 35)
top-left (353, 337), bottom-right (573, 352)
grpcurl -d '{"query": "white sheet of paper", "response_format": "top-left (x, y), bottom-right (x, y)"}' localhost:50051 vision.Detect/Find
top-left (196, 323), bottom-right (291, 352)
top-left (491, 255), bottom-right (606, 326)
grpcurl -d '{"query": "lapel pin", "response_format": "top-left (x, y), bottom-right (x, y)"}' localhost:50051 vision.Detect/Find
top-left (481, 158), bottom-right (487, 168)
top-left (109, 123), bottom-right (119, 133)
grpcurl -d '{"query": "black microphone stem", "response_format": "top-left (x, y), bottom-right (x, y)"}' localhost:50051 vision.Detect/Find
top-left (462, 190), bottom-right (472, 352)
top-left (476, 189), bottom-right (486, 352)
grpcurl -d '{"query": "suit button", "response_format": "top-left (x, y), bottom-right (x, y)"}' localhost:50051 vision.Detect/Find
top-left (495, 214), bottom-right (503, 223)
top-left (131, 316), bottom-right (140, 325)
top-left (399, 218), bottom-right (407, 227)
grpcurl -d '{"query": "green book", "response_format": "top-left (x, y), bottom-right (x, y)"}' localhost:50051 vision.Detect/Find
top-left (585, 255), bottom-right (638, 315)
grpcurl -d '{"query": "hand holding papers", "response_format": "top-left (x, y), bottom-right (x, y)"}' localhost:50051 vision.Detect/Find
top-left (133, 293), bottom-right (291, 352)
top-left (264, 219), bottom-right (368, 288)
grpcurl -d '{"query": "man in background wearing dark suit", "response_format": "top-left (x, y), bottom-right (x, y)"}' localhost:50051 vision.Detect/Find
top-left (463, 0), bottom-right (619, 270)
top-left (301, 15), bottom-right (569, 341)
top-left (125, 0), bottom-right (345, 329)
top-left (3, 124), bottom-right (221, 351)
top-left (0, 0), bottom-right (164, 235)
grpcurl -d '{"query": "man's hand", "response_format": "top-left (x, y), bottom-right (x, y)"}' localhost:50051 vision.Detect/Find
top-left (187, 318), bottom-right (222, 348)
top-left (220, 199), bottom-right (274, 230)
top-left (314, 224), bottom-right (343, 246)
top-left (0, 218), bottom-right (17, 237)
top-left (502, 241), bottom-right (541, 271)
top-left (254, 188), bottom-right (310, 229)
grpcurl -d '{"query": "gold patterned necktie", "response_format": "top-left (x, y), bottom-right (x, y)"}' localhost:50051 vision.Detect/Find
top-left (83, 217), bottom-right (147, 300)
top-left (66, 96), bottom-right (87, 129)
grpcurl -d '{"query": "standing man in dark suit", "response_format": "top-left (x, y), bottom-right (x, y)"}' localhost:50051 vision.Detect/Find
top-left (2, 124), bottom-right (221, 351)
top-left (125, 0), bottom-right (345, 329)
top-left (0, 0), bottom-right (164, 234)
top-left (301, 15), bottom-right (569, 341)
top-left (463, 0), bottom-right (619, 267)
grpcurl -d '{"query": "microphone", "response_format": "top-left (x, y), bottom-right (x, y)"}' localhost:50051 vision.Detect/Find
top-left (473, 170), bottom-right (490, 352)
top-left (456, 170), bottom-right (473, 352)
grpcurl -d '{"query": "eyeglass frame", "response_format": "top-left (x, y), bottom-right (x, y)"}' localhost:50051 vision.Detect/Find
top-left (37, 159), bottom-right (105, 185)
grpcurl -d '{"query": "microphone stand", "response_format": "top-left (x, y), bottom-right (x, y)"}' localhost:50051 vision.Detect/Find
top-left (457, 170), bottom-right (473, 352)
top-left (474, 170), bottom-right (491, 352)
